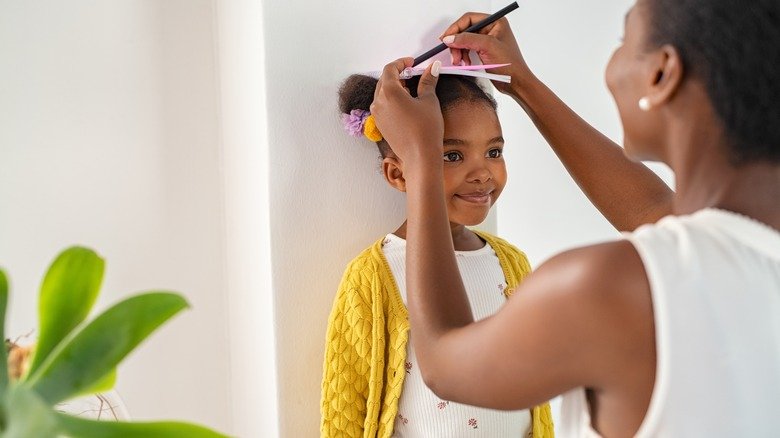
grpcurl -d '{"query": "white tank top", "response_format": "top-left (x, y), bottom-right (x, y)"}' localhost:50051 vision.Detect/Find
top-left (559, 208), bottom-right (780, 437)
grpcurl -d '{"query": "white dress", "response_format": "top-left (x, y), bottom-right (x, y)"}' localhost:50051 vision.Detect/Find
top-left (381, 233), bottom-right (532, 438)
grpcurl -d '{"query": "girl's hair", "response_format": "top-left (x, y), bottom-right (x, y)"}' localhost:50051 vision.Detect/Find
top-left (338, 74), bottom-right (497, 158)
top-left (644, 0), bottom-right (780, 164)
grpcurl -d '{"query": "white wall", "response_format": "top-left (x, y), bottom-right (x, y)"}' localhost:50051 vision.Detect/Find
top-left (2, 1), bottom-right (675, 437)
top-left (494, 0), bottom-right (673, 265)
top-left (260, 1), bottom-right (496, 435)
top-left (213, 0), bottom-right (278, 436)
top-left (261, 0), bottom-right (674, 432)
top-left (0, 0), bottom-right (230, 432)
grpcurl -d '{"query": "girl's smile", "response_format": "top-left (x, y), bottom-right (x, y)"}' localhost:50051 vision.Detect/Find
top-left (454, 189), bottom-right (494, 205)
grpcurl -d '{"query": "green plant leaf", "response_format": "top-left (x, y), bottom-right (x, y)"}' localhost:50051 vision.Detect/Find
top-left (3, 385), bottom-right (59, 438)
top-left (55, 413), bottom-right (229, 438)
top-left (75, 369), bottom-right (117, 398)
top-left (25, 292), bottom-right (188, 405)
top-left (0, 269), bottom-right (8, 393)
top-left (27, 247), bottom-right (105, 377)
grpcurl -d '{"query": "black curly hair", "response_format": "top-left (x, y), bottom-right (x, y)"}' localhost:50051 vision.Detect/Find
top-left (643, 0), bottom-right (780, 164)
top-left (338, 74), bottom-right (497, 158)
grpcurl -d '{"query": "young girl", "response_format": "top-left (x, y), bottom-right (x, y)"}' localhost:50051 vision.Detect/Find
top-left (320, 73), bottom-right (554, 437)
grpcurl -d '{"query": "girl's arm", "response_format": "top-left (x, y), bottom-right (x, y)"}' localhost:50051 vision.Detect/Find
top-left (442, 14), bottom-right (673, 232)
top-left (320, 276), bottom-right (373, 436)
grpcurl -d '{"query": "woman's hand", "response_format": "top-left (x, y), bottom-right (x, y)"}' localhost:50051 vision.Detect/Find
top-left (440, 13), bottom-right (534, 96)
top-left (370, 58), bottom-right (443, 168)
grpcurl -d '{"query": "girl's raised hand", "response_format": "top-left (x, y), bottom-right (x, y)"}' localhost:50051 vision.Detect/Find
top-left (440, 13), bottom-right (532, 95)
top-left (371, 58), bottom-right (444, 168)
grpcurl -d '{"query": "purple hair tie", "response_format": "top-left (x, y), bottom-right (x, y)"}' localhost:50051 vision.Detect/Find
top-left (342, 109), bottom-right (370, 137)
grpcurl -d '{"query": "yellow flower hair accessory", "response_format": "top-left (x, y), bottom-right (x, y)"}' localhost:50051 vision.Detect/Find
top-left (362, 114), bottom-right (383, 142)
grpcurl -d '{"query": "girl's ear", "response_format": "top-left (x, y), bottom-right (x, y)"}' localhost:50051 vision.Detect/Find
top-left (382, 156), bottom-right (406, 192)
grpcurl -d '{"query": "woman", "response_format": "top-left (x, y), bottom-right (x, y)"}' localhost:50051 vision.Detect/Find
top-left (370, 0), bottom-right (780, 436)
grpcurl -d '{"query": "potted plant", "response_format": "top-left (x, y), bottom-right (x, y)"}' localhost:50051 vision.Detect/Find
top-left (1, 246), bottom-right (227, 437)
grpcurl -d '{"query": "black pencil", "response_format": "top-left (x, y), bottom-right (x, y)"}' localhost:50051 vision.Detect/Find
top-left (412, 1), bottom-right (520, 67)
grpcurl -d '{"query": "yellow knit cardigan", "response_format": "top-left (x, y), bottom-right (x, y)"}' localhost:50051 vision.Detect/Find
top-left (320, 231), bottom-right (554, 437)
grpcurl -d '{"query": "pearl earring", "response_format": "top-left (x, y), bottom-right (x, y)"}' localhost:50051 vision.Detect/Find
top-left (638, 97), bottom-right (651, 111)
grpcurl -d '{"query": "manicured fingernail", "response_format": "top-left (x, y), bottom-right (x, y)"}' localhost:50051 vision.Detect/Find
top-left (442, 35), bottom-right (455, 45)
top-left (432, 60), bottom-right (441, 77)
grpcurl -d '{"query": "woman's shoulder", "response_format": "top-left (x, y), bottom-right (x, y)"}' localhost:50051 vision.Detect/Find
top-left (538, 240), bottom-right (648, 295)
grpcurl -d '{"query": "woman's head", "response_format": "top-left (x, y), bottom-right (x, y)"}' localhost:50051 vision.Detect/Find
top-left (605, 0), bottom-right (780, 165)
top-left (338, 74), bottom-right (506, 226)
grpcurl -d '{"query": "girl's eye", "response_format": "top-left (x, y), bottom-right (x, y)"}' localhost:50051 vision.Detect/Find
top-left (443, 151), bottom-right (462, 162)
top-left (487, 148), bottom-right (503, 159)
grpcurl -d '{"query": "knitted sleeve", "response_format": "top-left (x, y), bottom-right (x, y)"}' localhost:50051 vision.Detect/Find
top-left (320, 262), bottom-right (375, 437)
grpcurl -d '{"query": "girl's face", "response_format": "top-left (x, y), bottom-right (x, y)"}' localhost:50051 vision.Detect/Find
top-left (441, 100), bottom-right (506, 226)
top-left (605, 1), bottom-right (664, 161)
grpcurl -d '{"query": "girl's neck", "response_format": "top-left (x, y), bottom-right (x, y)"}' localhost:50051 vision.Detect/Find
top-left (393, 221), bottom-right (486, 251)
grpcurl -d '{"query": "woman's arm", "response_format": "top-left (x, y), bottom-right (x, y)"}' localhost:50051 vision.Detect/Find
top-left (442, 14), bottom-right (673, 231)
top-left (371, 59), bottom-right (655, 417)
top-left (414, 241), bottom-right (654, 410)
top-left (510, 75), bottom-right (673, 231)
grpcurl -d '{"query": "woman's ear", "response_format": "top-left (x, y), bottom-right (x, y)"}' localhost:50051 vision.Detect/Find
top-left (382, 156), bottom-right (406, 192)
top-left (643, 44), bottom-right (684, 109)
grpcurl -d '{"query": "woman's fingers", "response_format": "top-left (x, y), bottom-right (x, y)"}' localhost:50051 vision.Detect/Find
top-left (374, 57), bottom-right (413, 100)
top-left (416, 60), bottom-right (441, 101)
top-left (441, 13), bottom-right (513, 66)
top-left (371, 58), bottom-right (444, 163)
top-left (442, 32), bottom-right (496, 54)
top-left (450, 47), bottom-right (462, 66)
top-left (380, 57), bottom-right (413, 82)
top-left (372, 57), bottom-right (413, 120)
top-left (461, 49), bottom-right (471, 66)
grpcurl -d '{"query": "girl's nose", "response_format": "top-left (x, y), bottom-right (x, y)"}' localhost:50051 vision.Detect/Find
top-left (466, 164), bottom-right (492, 184)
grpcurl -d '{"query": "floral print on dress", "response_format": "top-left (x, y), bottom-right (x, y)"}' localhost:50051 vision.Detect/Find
top-left (397, 414), bottom-right (409, 425)
top-left (405, 361), bottom-right (412, 374)
top-left (436, 401), bottom-right (449, 410)
top-left (468, 418), bottom-right (478, 429)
